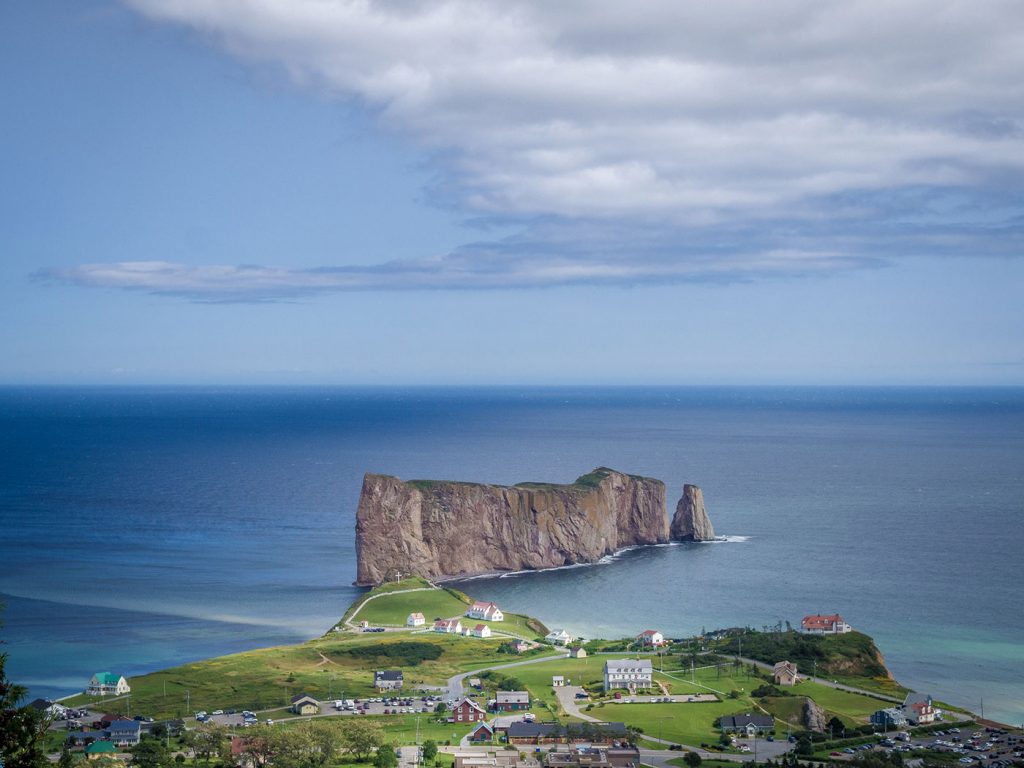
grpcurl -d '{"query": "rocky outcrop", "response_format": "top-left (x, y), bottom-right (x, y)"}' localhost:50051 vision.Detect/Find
top-left (670, 484), bottom-right (716, 541)
top-left (802, 697), bottom-right (828, 733)
top-left (355, 467), bottom-right (671, 585)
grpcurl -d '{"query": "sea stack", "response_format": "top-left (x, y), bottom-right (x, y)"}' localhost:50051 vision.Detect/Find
top-left (670, 483), bottom-right (716, 541)
top-left (354, 467), bottom-right (669, 586)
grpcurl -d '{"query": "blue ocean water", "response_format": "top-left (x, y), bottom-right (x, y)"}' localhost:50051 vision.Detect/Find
top-left (1, 387), bottom-right (1022, 723)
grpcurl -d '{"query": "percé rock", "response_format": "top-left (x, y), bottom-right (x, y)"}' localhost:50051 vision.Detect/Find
top-left (802, 697), bottom-right (828, 733)
top-left (355, 467), bottom-right (671, 586)
top-left (670, 484), bottom-right (716, 541)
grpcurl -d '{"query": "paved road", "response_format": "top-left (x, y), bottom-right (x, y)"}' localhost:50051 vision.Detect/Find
top-left (444, 649), bottom-right (569, 702)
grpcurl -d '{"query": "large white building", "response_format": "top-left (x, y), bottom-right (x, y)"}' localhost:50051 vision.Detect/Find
top-left (466, 601), bottom-right (504, 621)
top-left (603, 659), bottom-right (653, 691)
top-left (86, 672), bottom-right (130, 696)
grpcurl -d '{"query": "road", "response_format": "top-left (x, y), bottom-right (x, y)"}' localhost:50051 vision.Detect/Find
top-left (344, 586), bottom-right (439, 629)
top-left (444, 648), bottom-right (569, 702)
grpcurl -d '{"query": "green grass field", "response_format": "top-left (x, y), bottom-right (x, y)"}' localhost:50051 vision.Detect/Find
top-left (348, 582), bottom-right (546, 641)
top-left (69, 632), bottom-right (519, 720)
top-left (790, 680), bottom-right (886, 721)
top-left (354, 589), bottom-right (468, 627)
top-left (608, 700), bottom-right (755, 746)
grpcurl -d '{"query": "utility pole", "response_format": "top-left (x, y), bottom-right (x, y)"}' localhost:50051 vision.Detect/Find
top-left (186, 690), bottom-right (190, 714)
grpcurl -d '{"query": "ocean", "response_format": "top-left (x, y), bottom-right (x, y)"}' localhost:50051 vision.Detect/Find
top-left (1, 386), bottom-right (1021, 723)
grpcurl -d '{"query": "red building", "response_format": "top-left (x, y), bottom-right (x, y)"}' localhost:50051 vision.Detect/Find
top-left (451, 697), bottom-right (488, 723)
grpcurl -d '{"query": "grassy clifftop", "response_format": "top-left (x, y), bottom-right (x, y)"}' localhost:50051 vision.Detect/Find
top-left (712, 629), bottom-right (906, 697)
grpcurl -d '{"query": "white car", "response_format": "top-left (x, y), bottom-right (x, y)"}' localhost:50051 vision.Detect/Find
top-left (212, 710), bottom-right (224, 716)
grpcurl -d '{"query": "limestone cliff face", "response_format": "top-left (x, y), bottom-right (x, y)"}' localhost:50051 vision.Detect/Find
top-left (670, 484), bottom-right (716, 541)
top-left (355, 467), bottom-right (669, 585)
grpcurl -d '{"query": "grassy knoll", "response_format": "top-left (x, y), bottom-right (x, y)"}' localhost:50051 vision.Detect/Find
top-left (789, 680), bottom-right (885, 721)
top-left (77, 632), bottom-right (518, 720)
top-left (354, 589), bottom-right (468, 627)
top-left (605, 700), bottom-right (755, 746)
top-left (346, 580), bottom-right (546, 640)
top-left (759, 695), bottom-right (808, 728)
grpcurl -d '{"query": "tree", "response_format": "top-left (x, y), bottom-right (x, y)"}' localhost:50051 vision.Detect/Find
top-left (184, 722), bottom-right (228, 765)
top-left (0, 623), bottom-right (47, 768)
top-left (58, 743), bottom-right (77, 768)
top-left (683, 751), bottom-right (702, 768)
top-left (827, 716), bottom-right (845, 737)
top-left (795, 734), bottom-right (814, 757)
top-left (130, 740), bottom-right (173, 768)
top-left (718, 731), bottom-right (732, 748)
top-left (421, 740), bottom-right (438, 765)
top-left (339, 718), bottom-right (383, 761)
top-left (373, 744), bottom-right (398, 768)
top-left (434, 702), bottom-right (447, 714)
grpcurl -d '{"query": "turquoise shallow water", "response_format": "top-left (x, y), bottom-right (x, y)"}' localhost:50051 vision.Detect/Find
top-left (1, 386), bottom-right (1021, 723)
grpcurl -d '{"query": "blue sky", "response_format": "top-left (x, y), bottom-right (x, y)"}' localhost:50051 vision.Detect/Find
top-left (1, 0), bottom-right (1022, 384)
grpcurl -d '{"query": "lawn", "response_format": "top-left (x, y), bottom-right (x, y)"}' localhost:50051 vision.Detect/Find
top-left (354, 589), bottom-right (468, 627)
top-left (348, 584), bottom-right (547, 640)
top-left (790, 680), bottom-right (886, 722)
top-left (759, 695), bottom-right (808, 728)
top-left (79, 632), bottom-right (519, 720)
top-left (606, 700), bottom-right (756, 746)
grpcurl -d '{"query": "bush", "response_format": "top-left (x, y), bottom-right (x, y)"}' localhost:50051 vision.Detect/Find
top-left (340, 642), bottom-right (443, 665)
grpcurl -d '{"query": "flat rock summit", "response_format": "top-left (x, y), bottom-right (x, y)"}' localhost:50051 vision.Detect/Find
top-left (355, 467), bottom-right (715, 585)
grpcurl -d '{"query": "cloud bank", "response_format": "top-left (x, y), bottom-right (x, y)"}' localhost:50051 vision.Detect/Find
top-left (50, 0), bottom-right (1024, 299)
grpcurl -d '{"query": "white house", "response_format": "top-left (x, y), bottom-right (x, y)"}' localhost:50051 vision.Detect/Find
top-left (773, 661), bottom-right (800, 686)
top-left (471, 623), bottom-right (492, 638)
top-left (552, 675), bottom-right (565, 687)
top-left (603, 659), bottom-right (653, 691)
top-left (407, 612), bottom-right (425, 627)
top-left (636, 630), bottom-right (665, 647)
top-left (434, 618), bottom-right (463, 634)
top-left (86, 672), bottom-right (130, 696)
top-left (800, 614), bottom-right (852, 634)
top-left (466, 601), bottom-right (504, 622)
top-left (545, 628), bottom-right (573, 645)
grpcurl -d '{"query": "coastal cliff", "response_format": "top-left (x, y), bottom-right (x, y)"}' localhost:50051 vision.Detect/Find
top-left (670, 483), bottom-right (716, 541)
top-left (355, 467), bottom-right (671, 585)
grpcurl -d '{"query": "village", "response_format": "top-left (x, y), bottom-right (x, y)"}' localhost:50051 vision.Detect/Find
top-left (34, 581), bottom-right (1023, 768)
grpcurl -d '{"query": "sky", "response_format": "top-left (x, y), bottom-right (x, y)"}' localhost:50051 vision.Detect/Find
top-left (1, 0), bottom-right (1022, 385)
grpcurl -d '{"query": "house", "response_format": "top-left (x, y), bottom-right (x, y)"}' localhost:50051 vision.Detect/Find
top-left (108, 719), bottom-right (142, 747)
top-left (494, 691), bottom-right (530, 711)
top-left (636, 630), bottom-right (665, 647)
top-left (66, 730), bottom-right (102, 747)
top-left (467, 601), bottom-right (504, 622)
top-left (469, 722), bottom-right (496, 742)
top-left (552, 676), bottom-right (565, 687)
top-left (603, 659), bottom-right (653, 691)
top-left (375, 670), bottom-right (404, 691)
top-left (99, 714), bottom-right (131, 729)
top-left (85, 741), bottom-right (117, 760)
top-left (434, 618), bottom-right (463, 634)
top-left (407, 612), bottom-right (426, 627)
top-left (772, 661), bottom-right (800, 686)
top-left (800, 614), bottom-right (852, 634)
top-left (471, 623), bottom-right (493, 639)
top-left (545, 629), bottom-right (573, 645)
top-left (511, 639), bottom-right (531, 653)
top-left (452, 697), bottom-right (488, 723)
top-left (902, 693), bottom-right (935, 725)
top-left (469, 677), bottom-right (483, 690)
top-left (506, 722), bottom-right (628, 746)
top-left (569, 647), bottom-right (587, 659)
top-left (871, 708), bottom-right (908, 728)
top-left (719, 714), bottom-right (774, 736)
top-left (86, 672), bottom-right (130, 696)
top-left (290, 694), bottom-right (320, 716)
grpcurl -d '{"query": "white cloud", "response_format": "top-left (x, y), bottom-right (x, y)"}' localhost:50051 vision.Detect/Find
top-left (123, 0), bottom-right (1024, 221)
top-left (47, 1), bottom-right (1023, 299)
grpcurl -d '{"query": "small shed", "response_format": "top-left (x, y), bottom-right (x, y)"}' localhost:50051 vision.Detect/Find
top-left (290, 694), bottom-right (320, 716)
